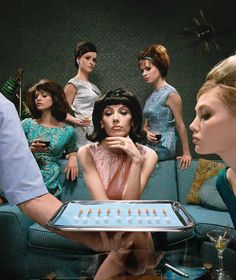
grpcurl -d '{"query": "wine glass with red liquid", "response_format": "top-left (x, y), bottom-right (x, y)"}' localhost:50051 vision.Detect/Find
top-left (152, 130), bottom-right (162, 141)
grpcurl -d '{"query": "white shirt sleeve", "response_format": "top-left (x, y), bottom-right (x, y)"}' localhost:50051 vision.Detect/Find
top-left (0, 93), bottom-right (48, 205)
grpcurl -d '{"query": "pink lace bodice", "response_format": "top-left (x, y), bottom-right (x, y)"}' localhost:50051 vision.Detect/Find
top-left (88, 143), bottom-right (151, 199)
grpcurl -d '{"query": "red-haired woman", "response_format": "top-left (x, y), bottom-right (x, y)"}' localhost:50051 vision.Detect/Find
top-left (138, 44), bottom-right (191, 170)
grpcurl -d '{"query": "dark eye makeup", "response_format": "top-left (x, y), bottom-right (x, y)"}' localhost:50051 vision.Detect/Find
top-left (201, 113), bottom-right (211, 120)
top-left (120, 110), bottom-right (128, 115)
top-left (104, 111), bottom-right (112, 116)
top-left (103, 107), bottom-right (130, 117)
top-left (198, 106), bottom-right (212, 121)
top-left (85, 56), bottom-right (97, 63)
top-left (35, 93), bottom-right (48, 99)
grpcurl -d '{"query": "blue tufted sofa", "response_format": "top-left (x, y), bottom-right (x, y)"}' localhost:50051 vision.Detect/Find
top-left (0, 158), bottom-right (235, 279)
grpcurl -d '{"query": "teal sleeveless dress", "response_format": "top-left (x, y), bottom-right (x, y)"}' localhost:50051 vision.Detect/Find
top-left (216, 168), bottom-right (236, 229)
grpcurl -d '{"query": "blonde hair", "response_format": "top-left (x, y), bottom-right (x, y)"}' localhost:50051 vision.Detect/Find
top-left (197, 54), bottom-right (236, 116)
top-left (207, 55), bottom-right (236, 88)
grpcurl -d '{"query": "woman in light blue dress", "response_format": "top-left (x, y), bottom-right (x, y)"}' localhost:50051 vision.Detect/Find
top-left (138, 44), bottom-right (192, 170)
top-left (65, 41), bottom-right (101, 149)
top-left (22, 79), bottom-right (78, 198)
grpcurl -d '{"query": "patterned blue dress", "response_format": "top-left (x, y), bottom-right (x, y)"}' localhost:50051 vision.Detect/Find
top-left (22, 118), bottom-right (77, 197)
top-left (143, 84), bottom-right (178, 161)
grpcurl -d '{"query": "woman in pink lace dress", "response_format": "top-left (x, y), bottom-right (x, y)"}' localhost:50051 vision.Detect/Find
top-left (78, 88), bottom-right (158, 278)
top-left (78, 88), bottom-right (157, 200)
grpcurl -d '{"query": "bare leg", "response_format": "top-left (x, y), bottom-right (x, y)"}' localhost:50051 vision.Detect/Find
top-left (95, 231), bottom-right (164, 279)
top-left (94, 239), bottom-right (134, 280)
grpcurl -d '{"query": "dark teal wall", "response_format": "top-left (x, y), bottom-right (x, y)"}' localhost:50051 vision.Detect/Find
top-left (1, 0), bottom-right (235, 158)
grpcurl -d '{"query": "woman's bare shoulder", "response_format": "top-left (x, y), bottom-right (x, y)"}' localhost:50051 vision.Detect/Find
top-left (78, 144), bottom-right (90, 158)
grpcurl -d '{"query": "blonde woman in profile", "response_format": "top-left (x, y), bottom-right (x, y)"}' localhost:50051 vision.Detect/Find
top-left (190, 54), bottom-right (236, 229)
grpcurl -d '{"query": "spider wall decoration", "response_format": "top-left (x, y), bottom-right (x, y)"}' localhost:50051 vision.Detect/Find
top-left (179, 9), bottom-right (227, 54)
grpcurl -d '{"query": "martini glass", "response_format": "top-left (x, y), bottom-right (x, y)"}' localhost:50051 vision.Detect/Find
top-left (207, 229), bottom-right (233, 280)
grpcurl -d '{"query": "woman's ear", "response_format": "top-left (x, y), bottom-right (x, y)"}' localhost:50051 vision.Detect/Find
top-left (100, 121), bottom-right (104, 129)
top-left (77, 59), bottom-right (80, 66)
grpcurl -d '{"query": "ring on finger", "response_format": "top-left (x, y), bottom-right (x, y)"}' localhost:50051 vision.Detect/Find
top-left (120, 140), bottom-right (125, 146)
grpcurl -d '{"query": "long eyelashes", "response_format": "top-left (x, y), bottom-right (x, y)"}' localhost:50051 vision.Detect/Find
top-left (140, 67), bottom-right (151, 73)
top-left (104, 112), bottom-right (112, 116)
top-left (104, 111), bottom-right (129, 117)
top-left (35, 94), bottom-right (48, 99)
top-left (84, 56), bottom-right (97, 63)
top-left (201, 113), bottom-right (211, 120)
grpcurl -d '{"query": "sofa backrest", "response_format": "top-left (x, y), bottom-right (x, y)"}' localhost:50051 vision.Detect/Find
top-left (59, 159), bottom-right (178, 202)
top-left (176, 159), bottom-right (198, 204)
top-left (59, 160), bottom-right (91, 202)
top-left (141, 159), bottom-right (178, 201)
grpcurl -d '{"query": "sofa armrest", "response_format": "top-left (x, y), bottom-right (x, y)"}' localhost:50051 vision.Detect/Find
top-left (0, 204), bottom-right (34, 278)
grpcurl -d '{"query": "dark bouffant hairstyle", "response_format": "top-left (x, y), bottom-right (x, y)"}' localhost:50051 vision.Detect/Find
top-left (87, 88), bottom-right (144, 143)
top-left (74, 40), bottom-right (97, 69)
top-left (27, 79), bottom-right (69, 121)
top-left (138, 44), bottom-right (170, 78)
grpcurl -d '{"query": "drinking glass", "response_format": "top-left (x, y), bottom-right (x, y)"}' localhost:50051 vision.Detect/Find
top-left (153, 131), bottom-right (161, 141)
top-left (38, 134), bottom-right (51, 149)
top-left (152, 129), bottom-right (162, 141)
top-left (207, 229), bottom-right (233, 280)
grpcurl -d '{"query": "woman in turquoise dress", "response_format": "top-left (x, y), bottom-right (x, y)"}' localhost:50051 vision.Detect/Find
top-left (138, 44), bottom-right (192, 170)
top-left (22, 79), bottom-right (78, 198)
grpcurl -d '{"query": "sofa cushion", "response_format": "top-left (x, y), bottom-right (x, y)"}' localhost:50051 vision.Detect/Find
top-left (183, 205), bottom-right (234, 229)
top-left (176, 160), bottom-right (198, 204)
top-left (141, 160), bottom-right (178, 201)
top-left (61, 176), bottom-right (92, 202)
top-left (194, 223), bottom-right (236, 239)
top-left (152, 230), bottom-right (196, 251)
top-left (28, 223), bottom-right (95, 253)
top-left (0, 205), bottom-right (34, 279)
top-left (187, 159), bottom-right (225, 205)
top-left (199, 176), bottom-right (228, 211)
top-left (59, 160), bottom-right (92, 202)
top-left (59, 159), bottom-right (178, 202)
